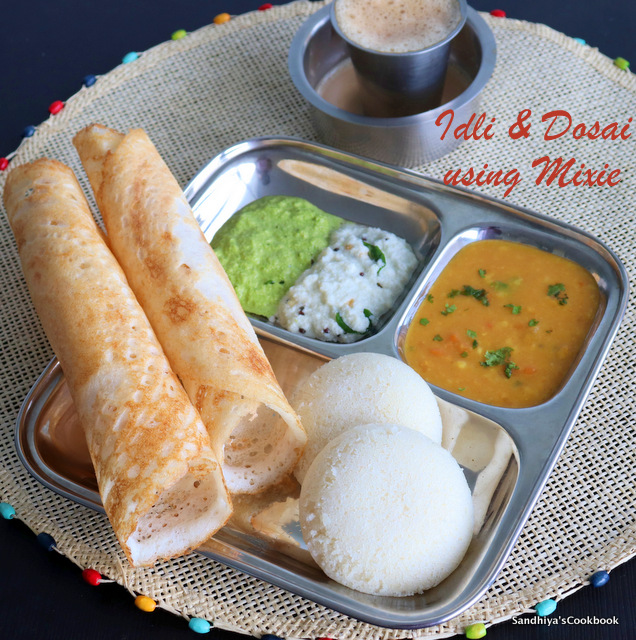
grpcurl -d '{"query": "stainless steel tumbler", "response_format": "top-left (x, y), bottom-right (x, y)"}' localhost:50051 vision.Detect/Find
top-left (330, 0), bottom-right (468, 118)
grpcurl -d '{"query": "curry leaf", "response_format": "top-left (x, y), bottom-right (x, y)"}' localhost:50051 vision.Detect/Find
top-left (363, 241), bottom-right (387, 274)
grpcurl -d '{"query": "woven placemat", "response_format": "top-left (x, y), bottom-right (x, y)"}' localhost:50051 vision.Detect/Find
top-left (0, 2), bottom-right (634, 637)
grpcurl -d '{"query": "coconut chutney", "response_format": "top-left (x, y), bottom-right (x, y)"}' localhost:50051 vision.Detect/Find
top-left (211, 196), bottom-right (343, 318)
top-left (275, 224), bottom-right (417, 342)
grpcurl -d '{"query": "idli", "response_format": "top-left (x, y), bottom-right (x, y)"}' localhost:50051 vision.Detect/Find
top-left (291, 352), bottom-right (442, 483)
top-left (299, 424), bottom-right (473, 596)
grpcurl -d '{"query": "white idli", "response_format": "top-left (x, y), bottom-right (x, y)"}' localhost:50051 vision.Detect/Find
top-left (291, 352), bottom-right (442, 483)
top-left (299, 424), bottom-right (473, 596)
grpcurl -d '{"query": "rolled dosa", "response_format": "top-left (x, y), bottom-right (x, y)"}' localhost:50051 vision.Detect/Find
top-left (73, 124), bottom-right (306, 493)
top-left (3, 159), bottom-right (232, 566)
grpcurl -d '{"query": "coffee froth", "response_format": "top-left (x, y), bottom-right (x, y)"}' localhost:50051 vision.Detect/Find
top-left (334, 0), bottom-right (462, 53)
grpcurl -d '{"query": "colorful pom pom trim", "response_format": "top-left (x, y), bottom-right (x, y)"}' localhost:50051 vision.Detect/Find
top-left (48, 100), bottom-right (64, 115)
top-left (122, 51), bottom-right (139, 64)
top-left (134, 595), bottom-right (157, 612)
top-left (188, 618), bottom-right (212, 634)
top-left (590, 570), bottom-right (610, 587)
top-left (465, 622), bottom-right (487, 638)
top-left (535, 598), bottom-right (557, 617)
top-left (0, 502), bottom-right (15, 518)
top-left (614, 57), bottom-right (630, 70)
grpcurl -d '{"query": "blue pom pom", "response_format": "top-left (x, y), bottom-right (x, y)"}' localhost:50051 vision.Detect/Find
top-left (36, 532), bottom-right (56, 551)
top-left (0, 502), bottom-right (15, 519)
top-left (122, 52), bottom-right (139, 64)
top-left (590, 570), bottom-right (610, 587)
top-left (188, 618), bottom-right (211, 634)
top-left (535, 598), bottom-right (557, 617)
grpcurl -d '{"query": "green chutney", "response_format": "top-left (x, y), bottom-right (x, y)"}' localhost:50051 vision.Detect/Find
top-left (211, 195), bottom-right (343, 318)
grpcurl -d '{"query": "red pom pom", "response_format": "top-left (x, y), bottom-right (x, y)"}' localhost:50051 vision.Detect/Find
top-left (82, 568), bottom-right (102, 586)
top-left (490, 9), bottom-right (506, 18)
top-left (0, 158), bottom-right (9, 171)
top-left (258, 3), bottom-right (273, 10)
top-left (48, 100), bottom-right (64, 115)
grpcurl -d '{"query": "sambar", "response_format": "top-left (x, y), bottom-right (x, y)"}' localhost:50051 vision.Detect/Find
top-left (403, 240), bottom-right (600, 407)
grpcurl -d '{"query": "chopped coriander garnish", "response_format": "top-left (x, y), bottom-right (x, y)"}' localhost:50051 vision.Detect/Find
top-left (504, 303), bottom-right (522, 314)
top-left (467, 329), bottom-right (477, 339)
top-left (448, 289), bottom-right (460, 298)
top-left (504, 361), bottom-right (520, 378)
top-left (419, 317), bottom-right (430, 326)
top-left (458, 387), bottom-right (466, 391)
top-left (460, 351), bottom-right (468, 358)
top-left (363, 241), bottom-right (387, 274)
top-left (547, 283), bottom-right (565, 296)
top-left (460, 285), bottom-right (489, 306)
top-left (480, 346), bottom-right (519, 378)
top-left (491, 280), bottom-right (509, 291)
top-left (528, 319), bottom-right (539, 327)
top-left (478, 268), bottom-right (487, 278)
top-left (441, 303), bottom-right (457, 316)
top-left (547, 283), bottom-right (568, 305)
top-left (264, 280), bottom-right (275, 285)
top-left (433, 334), bottom-right (443, 342)
top-left (472, 339), bottom-right (478, 349)
top-left (482, 347), bottom-right (513, 367)
top-left (363, 308), bottom-right (373, 318)
top-left (426, 294), bottom-right (434, 303)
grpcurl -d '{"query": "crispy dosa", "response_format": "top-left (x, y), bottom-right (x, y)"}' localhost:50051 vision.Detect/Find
top-left (73, 124), bottom-right (306, 494)
top-left (3, 159), bottom-right (232, 566)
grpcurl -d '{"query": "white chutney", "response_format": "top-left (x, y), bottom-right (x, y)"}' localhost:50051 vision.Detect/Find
top-left (274, 224), bottom-right (417, 342)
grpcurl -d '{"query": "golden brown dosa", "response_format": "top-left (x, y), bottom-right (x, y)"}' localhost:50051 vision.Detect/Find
top-left (73, 124), bottom-right (306, 494)
top-left (3, 158), bottom-right (232, 566)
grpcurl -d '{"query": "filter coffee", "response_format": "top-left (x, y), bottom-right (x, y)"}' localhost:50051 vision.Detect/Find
top-left (334, 0), bottom-right (462, 53)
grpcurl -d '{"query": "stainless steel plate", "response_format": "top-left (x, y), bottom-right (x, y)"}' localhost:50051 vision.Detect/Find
top-left (16, 137), bottom-right (629, 629)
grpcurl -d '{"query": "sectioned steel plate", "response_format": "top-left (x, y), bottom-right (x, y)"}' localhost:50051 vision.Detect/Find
top-left (16, 137), bottom-right (629, 629)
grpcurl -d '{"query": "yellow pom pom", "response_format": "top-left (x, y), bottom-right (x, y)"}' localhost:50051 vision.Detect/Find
top-left (134, 595), bottom-right (156, 612)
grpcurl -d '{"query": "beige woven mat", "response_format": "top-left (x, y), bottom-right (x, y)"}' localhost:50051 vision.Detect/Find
top-left (0, 1), bottom-right (634, 637)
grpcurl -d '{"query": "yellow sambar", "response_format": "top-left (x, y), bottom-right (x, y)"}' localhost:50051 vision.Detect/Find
top-left (403, 240), bottom-right (600, 408)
